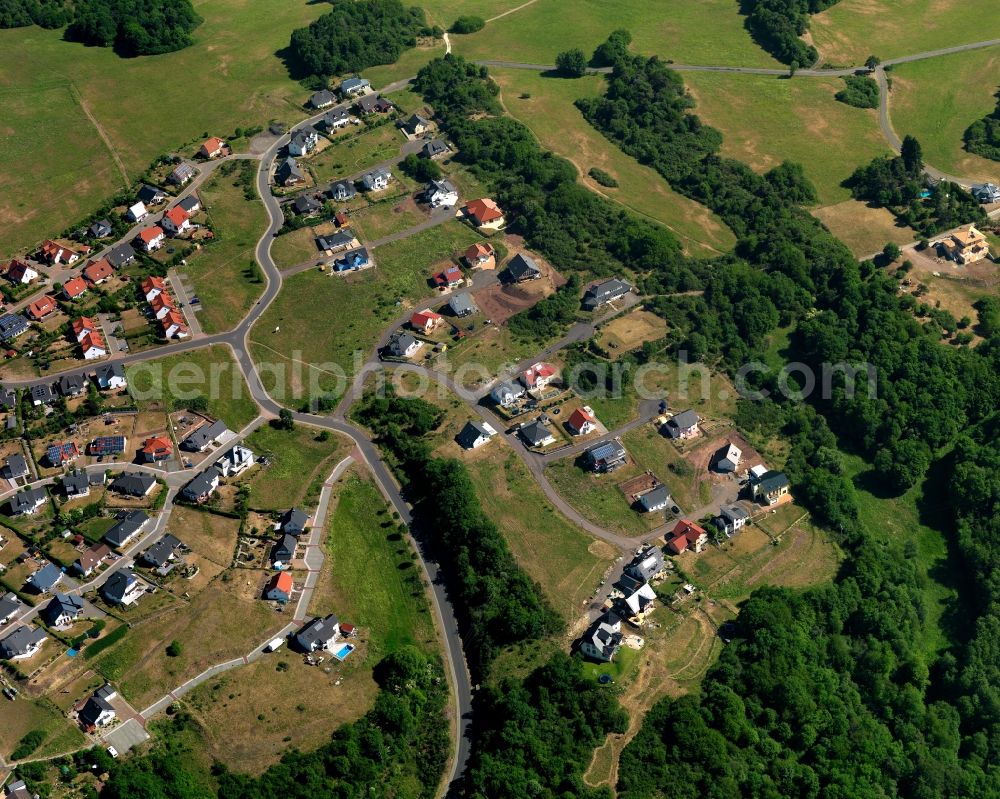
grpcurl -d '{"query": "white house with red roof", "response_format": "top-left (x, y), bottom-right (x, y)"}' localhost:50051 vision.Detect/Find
top-left (160, 309), bottom-right (189, 339)
top-left (666, 519), bottom-right (708, 555)
top-left (141, 276), bottom-right (168, 302)
top-left (521, 362), bottom-right (557, 391)
top-left (80, 331), bottom-right (107, 360)
top-left (432, 265), bottom-right (464, 289)
top-left (6, 259), bottom-right (39, 284)
top-left (465, 198), bottom-right (505, 230)
top-left (62, 276), bottom-right (88, 300)
top-left (27, 296), bottom-right (56, 320)
top-left (149, 292), bottom-right (176, 320)
top-left (410, 309), bottom-right (443, 333)
top-left (464, 242), bottom-right (495, 269)
top-left (71, 316), bottom-right (98, 342)
top-left (566, 406), bottom-right (598, 436)
top-left (83, 258), bottom-right (114, 285)
top-left (161, 206), bottom-right (191, 237)
top-left (199, 137), bottom-right (227, 159)
top-left (39, 239), bottom-right (85, 265)
top-left (137, 226), bottom-right (165, 252)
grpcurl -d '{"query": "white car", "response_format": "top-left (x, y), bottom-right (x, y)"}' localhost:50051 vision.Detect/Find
top-left (107, 746), bottom-right (119, 758)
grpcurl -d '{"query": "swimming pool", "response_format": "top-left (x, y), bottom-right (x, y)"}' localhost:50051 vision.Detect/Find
top-left (332, 643), bottom-right (355, 661)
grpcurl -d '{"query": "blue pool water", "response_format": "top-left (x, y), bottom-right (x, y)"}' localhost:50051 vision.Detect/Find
top-left (332, 643), bottom-right (355, 661)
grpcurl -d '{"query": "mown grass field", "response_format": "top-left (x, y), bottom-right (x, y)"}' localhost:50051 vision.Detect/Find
top-left (126, 344), bottom-right (258, 429)
top-left (0, 697), bottom-right (84, 762)
top-left (308, 125), bottom-right (402, 185)
top-left (451, 0), bottom-right (782, 68)
top-left (249, 220), bottom-right (480, 397)
top-left (188, 162), bottom-right (268, 333)
top-left (240, 424), bottom-right (347, 510)
top-left (889, 49), bottom-right (1000, 183)
top-left (810, 0), bottom-right (1000, 65)
top-left (813, 200), bottom-right (918, 258)
top-left (0, 0), bottom-right (328, 259)
top-left (490, 68), bottom-right (736, 257)
top-left (683, 72), bottom-right (894, 206)
top-left (270, 226), bottom-right (319, 268)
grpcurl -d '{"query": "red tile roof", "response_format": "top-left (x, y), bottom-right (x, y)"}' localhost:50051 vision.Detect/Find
top-left (139, 226), bottom-right (164, 244)
top-left (466, 198), bottom-right (504, 225)
top-left (150, 293), bottom-right (175, 313)
top-left (667, 519), bottom-right (707, 554)
top-left (567, 407), bottom-right (596, 433)
top-left (164, 206), bottom-right (189, 227)
top-left (63, 276), bottom-right (87, 298)
top-left (410, 310), bottom-right (442, 330)
top-left (335, 211), bottom-right (349, 227)
top-left (83, 259), bottom-right (114, 284)
top-left (270, 571), bottom-right (293, 593)
top-left (71, 316), bottom-right (97, 338)
top-left (80, 331), bottom-right (106, 353)
top-left (465, 242), bottom-right (494, 261)
top-left (201, 137), bottom-right (225, 155)
top-left (522, 362), bottom-right (556, 388)
top-left (432, 265), bottom-right (463, 287)
top-left (7, 259), bottom-right (37, 281)
top-left (141, 276), bottom-right (167, 295)
top-left (27, 296), bottom-right (56, 320)
top-left (142, 436), bottom-right (173, 457)
top-left (160, 309), bottom-right (188, 335)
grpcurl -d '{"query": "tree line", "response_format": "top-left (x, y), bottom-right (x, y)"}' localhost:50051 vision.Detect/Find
top-left (0, 0), bottom-right (67, 29)
top-left (963, 88), bottom-right (1000, 161)
top-left (743, 0), bottom-right (841, 67)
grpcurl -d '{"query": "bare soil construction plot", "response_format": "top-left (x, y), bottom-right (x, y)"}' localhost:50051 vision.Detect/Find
top-left (596, 310), bottom-right (667, 358)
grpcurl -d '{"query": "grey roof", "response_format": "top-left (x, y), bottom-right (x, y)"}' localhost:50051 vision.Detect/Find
top-left (177, 195), bottom-right (200, 214)
top-left (583, 278), bottom-right (632, 308)
top-left (456, 421), bottom-right (493, 449)
top-left (107, 243), bottom-right (136, 267)
top-left (110, 472), bottom-right (155, 497)
top-left (282, 508), bottom-right (310, 535)
top-left (448, 293), bottom-right (476, 315)
top-left (317, 230), bottom-right (356, 250)
top-left (667, 409), bottom-right (700, 432)
top-left (309, 89), bottom-right (336, 107)
top-left (95, 361), bottom-right (126, 385)
top-left (0, 386), bottom-right (15, 408)
top-left (104, 510), bottom-right (150, 548)
top-left (293, 194), bottom-right (323, 214)
top-left (290, 127), bottom-right (317, 149)
top-left (6, 780), bottom-right (32, 799)
top-left (272, 533), bottom-right (297, 564)
top-left (89, 219), bottom-right (112, 237)
top-left (428, 178), bottom-right (456, 195)
top-left (520, 420), bottom-right (552, 447)
top-left (294, 614), bottom-right (340, 650)
top-left (719, 504), bottom-right (749, 521)
top-left (328, 180), bottom-right (357, 199)
top-left (0, 592), bottom-right (23, 622)
top-left (756, 470), bottom-right (789, 494)
top-left (59, 372), bottom-right (86, 396)
top-left (2, 453), bottom-right (28, 479)
top-left (63, 469), bottom-right (91, 496)
top-left (340, 77), bottom-right (369, 93)
top-left (0, 314), bottom-right (29, 341)
top-left (276, 157), bottom-right (306, 185)
top-left (182, 467), bottom-right (220, 500)
top-left (505, 253), bottom-right (541, 282)
top-left (364, 166), bottom-right (391, 182)
top-left (11, 487), bottom-right (46, 515)
top-left (42, 592), bottom-right (84, 625)
top-left (79, 695), bottom-right (115, 726)
top-left (181, 419), bottom-right (229, 451)
top-left (333, 247), bottom-right (370, 271)
top-left (141, 534), bottom-right (182, 568)
top-left (0, 625), bottom-right (47, 659)
top-left (30, 383), bottom-right (56, 403)
top-left (28, 563), bottom-right (62, 592)
top-left (388, 332), bottom-right (418, 356)
top-left (169, 163), bottom-right (195, 183)
top-left (638, 485), bottom-right (671, 512)
top-left (317, 109), bottom-right (351, 130)
top-left (585, 440), bottom-right (627, 465)
top-left (422, 139), bottom-right (450, 158)
top-left (137, 184), bottom-right (166, 204)
top-left (102, 569), bottom-right (138, 604)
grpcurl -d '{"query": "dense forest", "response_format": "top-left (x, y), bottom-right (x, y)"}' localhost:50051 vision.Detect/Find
top-left (743, 0), bottom-right (841, 66)
top-left (289, 0), bottom-right (432, 79)
top-left (835, 73), bottom-right (879, 108)
top-left (0, 0), bottom-right (67, 29)
top-left (963, 90), bottom-right (1000, 161)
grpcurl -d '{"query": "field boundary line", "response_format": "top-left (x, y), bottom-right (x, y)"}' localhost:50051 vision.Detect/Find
top-left (67, 81), bottom-right (130, 189)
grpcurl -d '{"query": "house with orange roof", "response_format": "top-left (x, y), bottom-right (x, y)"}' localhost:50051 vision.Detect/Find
top-left (464, 198), bottom-right (505, 230)
top-left (566, 406), bottom-right (598, 436)
top-left (83, 259), bottom-right (114, 285)
top-left (149, 292), bottom-right (175, 320)
top-left (939, 224), bottom-right (990, 265)
top-left (137, 226), bottom-right (165, 252)
top-left (464, 242), bottom-right (495, 269)
top-left (160, 309), bottom-right (189, 339)
top-left (70, 316), bottom-right (98, 342)
top-left (27, 296), bottom-right (56, 321)
top-left (140, 436), bottom-right (173, 462)
top-left (431, 265), bottom-right (464, 289)
top-left (6, 259), bottom-right (39, 285)
top-left (161, 206), bottom-right (191, 237)
top-left (140, 276), bottom-right (168, 302)
top-left (666, 520), bottom-right (708, 555)
top-left (521, 362), bottom-right (557, 391)
top-left (199, 137), bottom-right (227, 159)
top-left (62, 277), bottom-right (88, 300)
top-left (265, 571), bottom-right (294, 603)
top-left (410, 309), bottom-right (443, 333)
top-left (80, 331), bottom-right (107, 360)
top-left (39, 239), bottom-right (86, 265)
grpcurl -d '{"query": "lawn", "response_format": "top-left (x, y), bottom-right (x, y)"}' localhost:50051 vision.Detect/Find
top-left (810, 0), bottom-right (1000, 65)
top-left (271, 227), bottom-right (320, 268)
top-left (351, 197), bottom-right (427, 243)
top-left (621, 426), bottom-right (705, 513)
top-left (308, 125), bottom-right (404, 185)
top-left (889, 49), bottom-right (1000, 183)
top-left (451, 0), bottom-right (783, 69)
top-left (125, 344), bottom-right (259, 430)
top-left (813, 200), bottom-right (918, 258)
top-left (0, 697), bottom-right (84, 762)
top-left (683, 72), bottom-right (894, 205)
top-left (249, 220), bottom-right (481, 398)
top-left (187, 161), bottom-right (268, 333)
top-left (0, 0), bottom-right (328, 259)
top-left (491, 68), bottom-right (736, 257)
top-left (240, 424), bottom-right (348, 510)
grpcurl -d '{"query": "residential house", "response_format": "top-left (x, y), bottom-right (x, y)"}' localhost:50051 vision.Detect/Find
top-left (421, 139), bottom-right (450, 160)
top-left (62, 469), bottom-right (91, 499)
top-left (399, 113), bottom-right (431, 136)
top-left (356, 94), bottom-right (393, 115)
top-left (623, 548), bottom-right (665, 588)
top-left (2, 453), bottom-right (29, 480)
top-left (940, 224), bottom-right (990, 264)
top-left (199, 137), bottom-right (226, 159)
top-left (294, 614), bottom-right (340, 652)
top-left (566, 407), bottom-right (598, 436)
top-left (27, 296), bottom-right (56, 321)
top-left (161, 206), bottom-right (191, 237)
top-left (332, 247), bottom-right (371, 273)
top-left (271, 533), bottom-right (297, 567)
top-left (0, 314), bottom-right (29, 341)
top-left (42, 592), bottom-right (85, 627)
top-left (580, 615), bottom-right (623, 662)
top-left (140, 534), bottom-right (182, 570)
top-left (432, 265), bottom-right (464, 289)
top-left (10, 487), bottom-right (47, 516)
top-left (45, 441), bottom-right (79, 467)
top-left (102, 569), bottom-right (145, 606)
top-left (666, 519), bottom-right (708, 555)
top-left (216, 444), bottom-right (255, 477)
top-left (503, 253), bottom-right (541, 283)
top-left (160, 308), bottom-right (189, 339)
top-left (638, 484), bottom-right (672, 513)
top-left (317, 109), bottom-right (351, 132)
top-left (181, 467), bottom-right (220, 503)
top-left (0, 592), bottom-right (24, 625)
top-left (387, 332), bottom-right (421, 358)
top-left (58, 373), bottom-right (86, 397)
top-left (293, 194), bottom-right (323, 216)
top-left (521, 362), bottom-right (556, 391)
top-left (714, 505), bottom-right (749, 537)
top-left (0, 386), bottom-right (15, 410)
top-left (714, 441), bottom-right (742, 473)
top-left (282, 508), bottom-right (310, 536)
top-left (456, 420), bottom-right (497, 450)
top-left (465, 198), bottom-right (505, 230)
top-left (288, 126), bottom-right (320, 157)
top-left (30, 383), bottom-right (56, 405)
top-left (425, 178), bottom-right (458, 208)
top-left (519, 419), bottom-right (555, 448)
top-left (150, 291), bottom-right (175, 320)
top-left (275, 157), bottom-right (306, 187)
top-left (106, 243), bottom-right (136, 268)
top-left (109, 472), bottom-right (155, 498)
top-left (80, 331), bottom-right (108, 360)
top-left (972, 182), bottom-right (1000, 204)
top-left (6, 781), bottom-right (32, 799)
top-left (95, 362), bottom-right (127, 390)
top-left (410, 309), bottom-right (443, 333)
top-left (582, 278), bottom-right (633, 310)
top-left (39, 239), bottom-right (84, 265)
top-left (137, 225), bottom-right (165, 252)
top-left (140, 436), bottom-right (173, 462)
top-left (664, 409), bottom-right (700, 440)
top-left (622, 583), bottom-right (657, 624)
top-left (750, 470), bottom-right (790, 506)
top-left (490, 381), bottom-right (525, 407)
top-left (103, 510), bottom-right (151, 548)
top-left (464, 242), bottom-right (495, 269)
top-left (6, 259), bottom-right (39, 284)
top-left (83, 258), bottom-right (114, 285)
top-left (88, 219), bottom-right (113, 239)
top-left (74, 543), bottom-right (111, 577)
top-left (27, 563), bottom-right (63, 594)
top-left (181, 419), bottom-right (229, 452)
top-left (79, 684), bottom-right (118, 729)
top-left (328, 179), bottom-right (357, 201)
top-left (317, 230), bottom-right (358, 252)
top-left (89, 435), bottom-right (127, 457)
top-left (71, 316), bottom-right (98, 342)
top-left (62, 276), bottom-right (88, 300)
top-left (137, 185), bottom-right (167, 206)
top-left (362, 167), bottom-right (391, 191)
top-left (168, 163), bottom-right (195, 186)
top-left (448, 293), bottom-right (477, 318)
top-left (309, 89), bottom-right (336, 109)
top-left (339, 77), bottom-right (370, 97)
top-left (141, 275), bottom-right (168, 302)
top-left (0, 626), bottom-right (47, 660)
top-left (126, 201), bottom-right (148, 223)
top-left (265, 571), bottom-right (293, 604)
top-left (178, 194), bottom-right (201, 215)
top-left (584, 440), bottom-right (628, 473)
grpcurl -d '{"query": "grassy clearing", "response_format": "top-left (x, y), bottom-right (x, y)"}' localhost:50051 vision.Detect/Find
top-left (271, 226), bottom-right (320, 268)
top-left (308, 125), bottom-right (402, 185)
top-left (351, 197), bottom-right (426, 242)
top-left (813, 200), bottom-right (918, 258)
top-left (0, 698), bottom-right (82, 762)
top-left (683, 72), bottom-right (893, 205)
top-left (363, 41), bottom-right (447, 88)
top-left (187, 162), bottom-right (268, 333)
top-left (889, 49), bottom-right (1000, 183)
top-left (491, 68), bottom-right (736, 257)
top-left (452, 0), bottom-right (782, 68)
top-left (0, 0), bottom-right (328, 258)
top-left (126, 344), bottom-right (258, 429)
top-left (240, 424), bottom-right (347, 510)
top-left (250, 220), bottom-right (480, 397)
top-left (169, 506), bottom-right (240, 567)
top-left (810, 0), bottom-right (1000, 65)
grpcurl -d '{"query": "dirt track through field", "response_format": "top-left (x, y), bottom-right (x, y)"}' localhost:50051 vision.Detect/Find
top-left (69, 81), bottom-right (130, 189)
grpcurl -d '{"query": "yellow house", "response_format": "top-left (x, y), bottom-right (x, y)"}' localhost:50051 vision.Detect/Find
top-left (940, 224), bottom-right (990, 265)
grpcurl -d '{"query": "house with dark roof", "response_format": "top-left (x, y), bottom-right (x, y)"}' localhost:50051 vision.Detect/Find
top-left (288, 126), bottom-right (320, 157)
top-left (582, 278), bottom-right (632, 310)
top-left (88, 219), bottom-right (113, 239)
top-left (503, 253), bottom-right (542, 284)
top-left (46, 441), bottom-right (80, 467)
top-left (107, 243), bottom-right (137, 268)
top-left (663, 409), bottom-right (700, 440)
top-left (2, 453), bottom-right (29, 480)
top-left (137, 184), bottom-right (166, 205)
top-left (317, 230), bottom-right (358, 252)
top-left (271, 533), bottom-right (297, 567)
top-left (623, 548), bottom-right (665, 587)
top-left (63, 469), bottom-right (91, 499)
top-left (275, 157), bottom-right (306, 187)
top-left (0, 625), bottom-right (47, 660)
top-left (10, 487), bottom-right (47, 516)
top-left (399, 113), bottom-right (431, 136)
top-left (584, 441), bottom-right (627, 473)
top-left (140, 534), bottom-right (182, 570)
top-left (89, 435), bottom-right (127, 456)
top-left (448, 293), bottom-right (477, 318)
top-left (317, 108), bottom-right (351, 132)
top-left (109, 472), bottom-right (155, 497)
top-left (0, 314), bottom-right (30, 342)
top-left (42, 592), bottom-right (85, 627)
top-left (519, 419), bottom-right (555, 448)
top-left (30, 383), bottom-right (57, 406)
top-left (181, 419), bottom-right (229, 452)
top-left (339, 77), bottom-right (370, 97)
top-left (333, 247), bottom-right (371, 273)
top-left (168, 163), bottom-right (196, 186)
top-left (216, 444), bottom-right (255, 477)
top-left (309, 89), bottom-right (336, 109)
top-left (181, 468), bottom-right (220, 503)
top-left (361, 167), bottom-right (391, 191)
top-left (387, 332), bottom-right (420, 358)
top-left (490, 381), bottom-right (525, 408)
top-left (282, 508), bottom-right (310, 536)
top-left (27, 563), bottom-right (63, 594)
top-left (95, 362), bottom-right (127, 390)
top-left (178, 194), bottom-right (202, 215)
top-left (0, 592), bottom-right (25, 625)
top-left (5, 780), bottom-right (32, 799)
top-left (58, 373), bottom-right (86, 397)
top-left (294, 614), bottom-right (340, 651)
top-left (103, 510), bottom-right (151, 549)
top-left (356, 94), bottom-right (392, 115)
top-left (456, 421), bottom-right (497, 450)
top-left (422, 139), bottom-right (450, 160)
top-left (750, 470), bottom-right (790, 506)
top-left (714, 505), bottom-right (749, 537)
top-left (328, 179), bottom-right (357, 201)
top-left (293, 194), bottom-right (323, 216)
top-left (102, 569), bottom-right (144, 606)
top-left (580, 615), bottom-right (623, 662)
top-left (79, 684), bottom-right (117, 729)
top-left (637, 484), bottom-right (672, 513)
